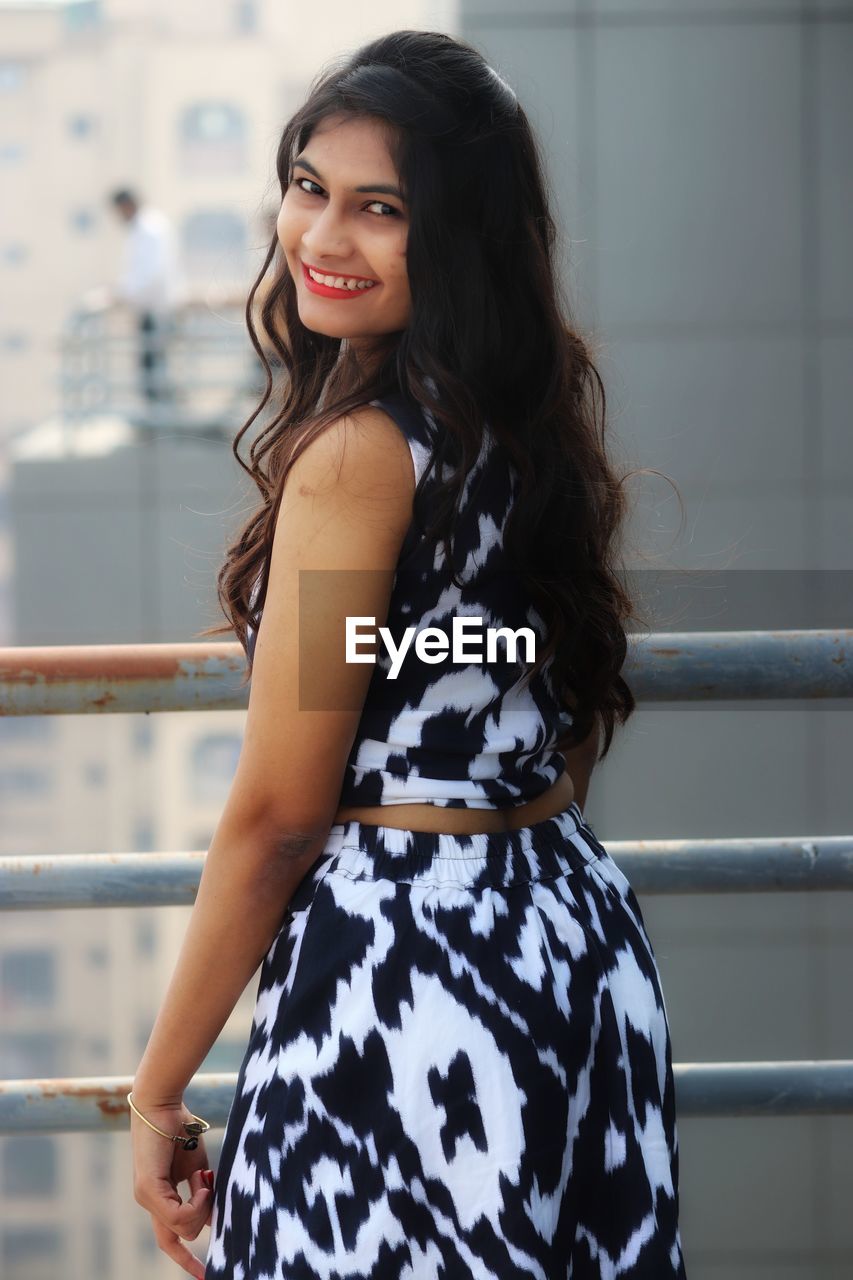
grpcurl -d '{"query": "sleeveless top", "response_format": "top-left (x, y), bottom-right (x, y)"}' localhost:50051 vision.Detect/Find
top-left (245, 386), bottom-right (573, 809)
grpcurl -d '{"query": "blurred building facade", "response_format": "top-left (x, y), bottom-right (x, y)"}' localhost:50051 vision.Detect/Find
top-left (0, 0), bottom-right (454, 442)
top-left (0, 2), bottom-right (449, 1278)
top-left (456, 4), bottom-right (853, 1279)
top-left (0, 419), bottom-right (260, 1280)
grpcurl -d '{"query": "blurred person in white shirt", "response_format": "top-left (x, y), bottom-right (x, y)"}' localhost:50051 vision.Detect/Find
top-left (85, 188), bottom-right (188, 406)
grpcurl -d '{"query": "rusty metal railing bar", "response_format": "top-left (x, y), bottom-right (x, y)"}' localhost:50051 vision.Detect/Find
top-left (2, 1063), bottom-right (852, 1132)
top-left (0, 629), bottom-right (851, 717)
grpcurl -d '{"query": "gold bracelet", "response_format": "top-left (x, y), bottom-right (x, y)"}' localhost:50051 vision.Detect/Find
top-left (126, 1091), bottom-right (211, 1151)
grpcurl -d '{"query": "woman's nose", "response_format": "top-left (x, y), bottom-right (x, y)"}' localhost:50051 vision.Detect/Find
top-left (302, 205), bottom-right (352, 254)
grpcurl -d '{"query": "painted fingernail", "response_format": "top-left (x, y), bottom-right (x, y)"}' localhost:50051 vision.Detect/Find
top-left (202, 1169), bottom-right (214, 1190)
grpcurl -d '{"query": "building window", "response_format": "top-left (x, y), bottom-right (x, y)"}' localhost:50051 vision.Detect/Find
top-left (86, 945), bottom-right (108, 969)
top-left (1, 949), bottom-right (56, 1008)
top-left (63, 1), bottom-right (103, 33)
top-left (178, 101), bottom-right (248, 175)
top-left (0, 333), bottom-right (30, 354)
top-left (181, 210), bottom-right (247, 285)
top-left (133, 817), bottom-right (155, 852)
top-left (90, 1133), bottom-right (110, 1188)
top-left (133, 715), bottom-right (153, 754)
top-left (2, 243), bottom-right (28, 266)
top-left (86, 1036), bottom-right (110, 1062)
top-left (69, 208), bottom-right (96, 234)
top-left (1, 1136), bottom-right (58, 1196)
top-left (1, 1227), bottom-right (62, 1278)
top-left (138, 1223), bottom-right (159, 1257)
top-left (136, 1022), bottom-right (153, 1058)
top-left (83, 760), bottom-right (106, 787)
top-left (0, 714), bottom-right (50, 742)
top-left (91, 1219), bottom-right (110, 1278)
top-left (234, 1), bottom-right (257, 33)
top-left (0, 62), bottom-right (27, 92)
top-left (188, 731), bottom-right (242, 803)
top-left (134, 914), bottom-right (157, 958)
top-left (68, 113), bottom-right (97, 138)
top-left (0, 763), bottom-right (50, 794)
top-left (0, 1033), bottom-right (61, 1078)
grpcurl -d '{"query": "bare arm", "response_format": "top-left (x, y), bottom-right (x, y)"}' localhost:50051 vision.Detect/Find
top-left (131, 810), bottom-right (331, 1105)
top-left (132, 406), bottom-right (416, 1105)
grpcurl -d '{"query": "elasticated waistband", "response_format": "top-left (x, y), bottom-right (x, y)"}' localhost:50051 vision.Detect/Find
top-left (316, 802), bottom-right (606, 891)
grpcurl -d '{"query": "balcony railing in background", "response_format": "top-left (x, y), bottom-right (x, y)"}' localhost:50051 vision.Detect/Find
top-left (57, 300), bottom-right (269, 438)
top-left (0, 628), bottom-right (851, 1134)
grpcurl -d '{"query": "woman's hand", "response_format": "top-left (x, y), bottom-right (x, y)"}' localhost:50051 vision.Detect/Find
top-left (130, 1096), bottom-right (215, 1280)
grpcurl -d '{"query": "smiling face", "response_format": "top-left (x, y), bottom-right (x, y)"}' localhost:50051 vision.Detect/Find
top-left (277, 113), bottom-right (411, 357)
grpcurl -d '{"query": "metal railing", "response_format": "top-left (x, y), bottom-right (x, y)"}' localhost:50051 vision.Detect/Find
top-left (58, 300), bottom-right (269, 437)
top-left (0, 628), bottom-right (851, 1133)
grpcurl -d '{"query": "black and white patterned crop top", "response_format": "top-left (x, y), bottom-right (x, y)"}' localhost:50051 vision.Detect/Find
top-left (246, 385), bottom-right (573, 810)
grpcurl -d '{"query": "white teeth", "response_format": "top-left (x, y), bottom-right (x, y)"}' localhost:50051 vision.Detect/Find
top-left (307, 266), bottom-right (376, 290)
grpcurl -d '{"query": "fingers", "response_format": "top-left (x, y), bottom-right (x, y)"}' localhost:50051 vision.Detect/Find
top-left (136, 1170), bottom-right (214, 1275)
top-left (187, 1168), bottom-right (216, 1229)
top-left (133, 1127), bottom-right (216, 1276)
top-left (150, 1212), bottom-right (209, 1280)
top-left (133, 1172), bottom-right (213, 1239)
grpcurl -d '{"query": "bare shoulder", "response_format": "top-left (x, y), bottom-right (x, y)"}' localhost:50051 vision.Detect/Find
top-left (268, 403), bottom-right (416, 573)
top-left (222, 403), bottom-right (419, 838)
top-left (286, 402), bottom-right (416, 504)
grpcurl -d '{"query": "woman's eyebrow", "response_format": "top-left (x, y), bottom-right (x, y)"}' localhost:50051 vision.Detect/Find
top-left (292, 154), bottom-right (406, 202)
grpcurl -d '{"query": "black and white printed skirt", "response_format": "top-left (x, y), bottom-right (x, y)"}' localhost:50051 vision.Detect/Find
top-left (204, 802), bottom-right (687, 1279)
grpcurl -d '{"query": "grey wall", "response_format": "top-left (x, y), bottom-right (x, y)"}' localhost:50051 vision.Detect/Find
top-left (460, 3), bottom-right (852, 1277)
top-left (10, 430), bottom-right (248, 647)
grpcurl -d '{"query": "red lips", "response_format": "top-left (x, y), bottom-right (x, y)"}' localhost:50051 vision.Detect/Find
top-left (302, 260), bottom-right (378, 284)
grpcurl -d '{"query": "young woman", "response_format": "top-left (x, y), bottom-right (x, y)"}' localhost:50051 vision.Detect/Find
top-left (128, 30), bottom-right (686, 1279)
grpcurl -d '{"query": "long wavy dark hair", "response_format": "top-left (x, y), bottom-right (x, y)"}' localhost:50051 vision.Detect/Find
top-left (197, 29), bottom-right (681, 762)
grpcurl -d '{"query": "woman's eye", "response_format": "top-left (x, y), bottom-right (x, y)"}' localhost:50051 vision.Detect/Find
top-left (290, 177), bottom-right (399, 218)
top-left (365, 200), bottom-right (399, 218)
